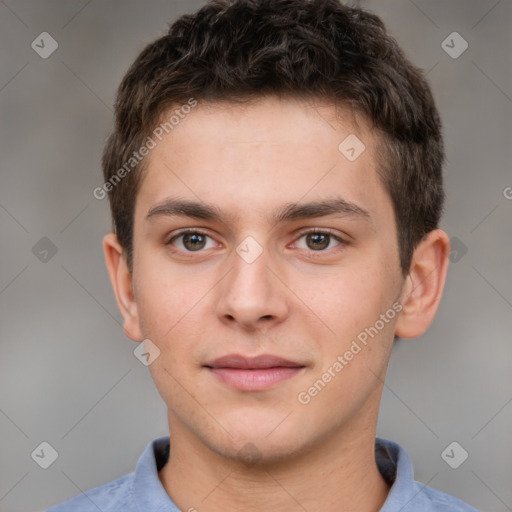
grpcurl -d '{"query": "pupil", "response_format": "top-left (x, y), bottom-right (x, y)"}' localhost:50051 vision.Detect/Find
top-left (184, 233), bottom-right (206, 251)
top-left (307, 233), bottom-right (329, 250)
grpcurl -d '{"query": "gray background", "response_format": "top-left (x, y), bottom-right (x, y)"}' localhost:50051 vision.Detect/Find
top-left (0, 1), bottom-right (511, 511)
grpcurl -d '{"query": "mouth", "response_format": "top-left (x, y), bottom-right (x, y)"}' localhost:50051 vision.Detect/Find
top-left (203, 354), bottom-right (307, 392)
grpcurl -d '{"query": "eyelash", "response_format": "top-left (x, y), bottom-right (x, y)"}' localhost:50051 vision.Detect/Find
top-left (294, 228), bottom-right (345, 254)
top-left (166, 227), bottom-right (346, 255)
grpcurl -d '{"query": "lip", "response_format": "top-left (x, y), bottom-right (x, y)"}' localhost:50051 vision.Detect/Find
top-left (204, 354), bottom-right (306, 391)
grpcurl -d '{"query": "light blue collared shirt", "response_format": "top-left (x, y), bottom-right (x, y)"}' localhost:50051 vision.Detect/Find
top-left (46, 436), bottom-right (480, 511)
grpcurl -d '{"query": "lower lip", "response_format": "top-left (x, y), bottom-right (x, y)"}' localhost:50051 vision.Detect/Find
top-left (207, 367), bottom-right (304, 391)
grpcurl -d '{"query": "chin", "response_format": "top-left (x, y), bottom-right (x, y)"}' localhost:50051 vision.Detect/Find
top-left (219, 438), bottom-right (304, 467)
top-left (202, 416), bottom-right (313, 466)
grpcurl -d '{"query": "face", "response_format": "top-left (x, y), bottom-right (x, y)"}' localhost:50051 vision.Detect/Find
top-left (126, 97), bottom-right (406, 462)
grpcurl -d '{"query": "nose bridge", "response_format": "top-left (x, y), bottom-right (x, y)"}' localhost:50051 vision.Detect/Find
top-left (216, 237), bottom-right (288, 328)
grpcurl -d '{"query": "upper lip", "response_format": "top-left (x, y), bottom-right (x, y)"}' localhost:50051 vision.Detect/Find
top-left (204, 354), bottom-right (305, 369)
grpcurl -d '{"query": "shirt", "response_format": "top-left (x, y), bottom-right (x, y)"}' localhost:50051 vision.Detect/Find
top-left (46, 436), bottom-right (480, 511)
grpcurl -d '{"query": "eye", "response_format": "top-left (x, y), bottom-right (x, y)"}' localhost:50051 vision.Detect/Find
top-left (167, 230), bottom-right (217, 252)
top-left (294, 229), bottom-right (343, 252)
top-left (166, 228), bottom-right (345, 254)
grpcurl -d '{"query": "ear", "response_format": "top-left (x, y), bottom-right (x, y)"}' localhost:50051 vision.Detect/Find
top-left (395, 229), bottom-right (450, 338)
top-left (103, 233), bottom-right (143, 342)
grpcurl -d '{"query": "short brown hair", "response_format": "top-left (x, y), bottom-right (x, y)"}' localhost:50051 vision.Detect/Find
top-left (102, 0), bottom-right (444, 275)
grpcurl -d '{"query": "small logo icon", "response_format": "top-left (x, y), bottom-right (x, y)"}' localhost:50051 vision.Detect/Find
top-left (31, 441), bottom-right (59, 469)
top-left (31, 32), bottom-right (59, 59)
top-left (236, 236), bottom-right (263, 264)
top-left (237, 442), bottom-right (263, 464)
top-left (134, 339), bottom-right (161, 366)
top-left (441, 32), bottom-right (468, 59)
top-left (441, 441), bottom-right (468, 469)
top-left (338, 134), bottom-right (366, 162)
top-left (449, 236), bottom-right (468, 263)
top-left (32, 237), bottom-right (58, 263)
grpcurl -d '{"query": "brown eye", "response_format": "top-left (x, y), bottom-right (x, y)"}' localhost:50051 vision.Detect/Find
top-left (305, 233), bottom-right (331, 250)
top-left (168, 230), bottom-right (216, 252)
top-left (182, 233), bottom-right (207, 251)
top-left (295, 230), bottom-right (342, 252)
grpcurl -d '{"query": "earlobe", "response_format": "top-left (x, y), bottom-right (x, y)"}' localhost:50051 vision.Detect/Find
top-left (103, 233), bottom-right (143, 342)
top-left (395, 229), bottom-right (450, 339)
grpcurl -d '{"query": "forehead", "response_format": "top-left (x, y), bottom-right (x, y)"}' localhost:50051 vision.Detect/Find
top-left (135, 96), bottom-right (391, 226)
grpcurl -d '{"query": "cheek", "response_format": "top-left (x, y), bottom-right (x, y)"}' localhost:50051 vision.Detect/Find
top-left (133, 259), bottom-right (214, 398)
top-left (307, 266), bottom-right (389, 330)
top-left (302, 258), bottom-right (399, 369)
top-left (134, 256), bottom-right (203, 337)
top-left (296, 272), bottom-right (398, 416)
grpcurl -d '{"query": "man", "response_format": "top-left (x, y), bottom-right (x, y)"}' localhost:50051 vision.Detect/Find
top-left (48, 0), bottom-right (479, 510)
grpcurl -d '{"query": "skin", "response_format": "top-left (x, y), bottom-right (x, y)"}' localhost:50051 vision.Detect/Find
top-left (104, 96), bottom-right (450, 512)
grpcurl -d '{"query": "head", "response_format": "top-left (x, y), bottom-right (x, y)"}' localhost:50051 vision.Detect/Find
top-left (102, 0), bottom-right (450, 464)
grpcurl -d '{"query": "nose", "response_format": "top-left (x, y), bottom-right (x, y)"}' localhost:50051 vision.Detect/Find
top-left (215, 243), bottom-right (289, 331)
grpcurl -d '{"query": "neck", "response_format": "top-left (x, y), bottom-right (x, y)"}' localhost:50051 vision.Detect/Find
top-left (159, 414), bottom-right (390, 512)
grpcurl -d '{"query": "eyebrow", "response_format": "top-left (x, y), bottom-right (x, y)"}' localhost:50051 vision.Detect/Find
top-left (146, 197), bottom-right (371, 224)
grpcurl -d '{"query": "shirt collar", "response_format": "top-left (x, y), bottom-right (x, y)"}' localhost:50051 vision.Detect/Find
top-left (375, 437), bottom-right (420, 511)
top-left (131, 436), bottom-right (180, 511)
top-left (131, 436), bottom-right (419, 511)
